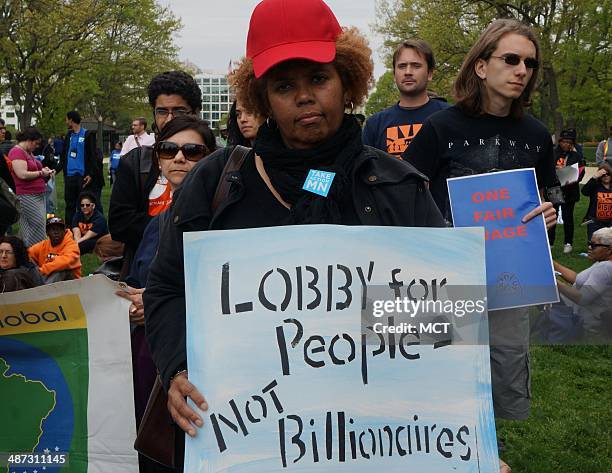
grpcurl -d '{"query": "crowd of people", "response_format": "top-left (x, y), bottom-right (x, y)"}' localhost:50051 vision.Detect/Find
top-left (0, 1), bottom-right (611, 472)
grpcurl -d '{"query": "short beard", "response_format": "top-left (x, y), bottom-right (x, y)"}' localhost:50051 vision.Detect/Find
top-left (398, 83), bottom-right (428, 98)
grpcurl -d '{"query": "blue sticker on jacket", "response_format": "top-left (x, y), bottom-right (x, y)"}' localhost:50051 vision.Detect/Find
top-left (302, 170), bottom-right (336, 197)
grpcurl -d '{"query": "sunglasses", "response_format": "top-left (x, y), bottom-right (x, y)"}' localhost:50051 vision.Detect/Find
top-left (588, 241), bottom-right (610, 249)
top-left (490, 54), bottom-right (539, 69)
top-left (154, 107), bottom-right (191, 118)
top-left (155, 141), bottom-right (208, 162)
top-left (81, 203), bottom-right (93, 208)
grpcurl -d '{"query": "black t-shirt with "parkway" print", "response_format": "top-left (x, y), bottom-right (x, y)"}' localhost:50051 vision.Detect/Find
top-left (403, 105), bottom-right (557, 220)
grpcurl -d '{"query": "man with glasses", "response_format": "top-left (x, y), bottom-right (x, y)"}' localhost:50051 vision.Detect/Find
top-left (119, 117), bottom-right (155, 157)
top-left (405, 20), bottom-right (560, 473)
top-left (109, 71), bottom-right (202, 278)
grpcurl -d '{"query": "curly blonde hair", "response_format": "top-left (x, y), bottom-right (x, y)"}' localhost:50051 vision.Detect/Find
top-left (229, 27), bottom-right (373, 118)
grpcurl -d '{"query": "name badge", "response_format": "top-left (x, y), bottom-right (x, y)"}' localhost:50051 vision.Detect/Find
top-left (302, 169), bottom-right (336, 197)
top-left (78, 137), bottom-right (85, 143)
top-left (70, 151), bottom-right (77, 158)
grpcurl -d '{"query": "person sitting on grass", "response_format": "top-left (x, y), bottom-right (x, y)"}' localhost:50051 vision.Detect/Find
top-left (0, 235), bottom-right (44, 291)
top-left (71, 191), bottom-right (108, 255)
top-left (28, 216), bottom-right (81, 283)
top-left (553, 227), bottom-right (612, 340)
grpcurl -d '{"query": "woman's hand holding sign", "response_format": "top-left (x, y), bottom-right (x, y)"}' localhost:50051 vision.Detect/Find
top-left (168, 371), bottom-right (208, 437)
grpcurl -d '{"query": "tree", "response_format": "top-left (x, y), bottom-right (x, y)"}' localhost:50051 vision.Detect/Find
top-left (0, 0), bottom-right (183, 135)
top-left (365, 71), bottom-right (396, 116)
top-left (371, 0), bottom-right (611, 138)
top-left (80, 0), bottom-right (183, 151)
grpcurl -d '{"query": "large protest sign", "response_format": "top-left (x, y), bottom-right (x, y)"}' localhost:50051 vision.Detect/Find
top-left (447, 168), bottom-right (559, 310)
top-left (0, 275), bottom-right (138, 473)
top-left (184, 225), bottom-right (499, 472)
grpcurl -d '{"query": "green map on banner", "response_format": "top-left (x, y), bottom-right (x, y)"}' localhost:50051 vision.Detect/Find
top-left (0, 297), bottom-right (88, 473)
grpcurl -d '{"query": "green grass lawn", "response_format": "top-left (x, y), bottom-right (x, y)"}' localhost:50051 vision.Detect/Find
top-left (497, 193), bottom-right (611, 472)
top-left (582, 146), bottom-right (596, 163)
top-left (50, 171), bottom-right (611, 472)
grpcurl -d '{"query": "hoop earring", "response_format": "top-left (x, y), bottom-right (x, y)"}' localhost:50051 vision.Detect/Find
top-left (345, 101), bottom-right (355, 114)
top-left (266, 117), bottom-right (277, 129)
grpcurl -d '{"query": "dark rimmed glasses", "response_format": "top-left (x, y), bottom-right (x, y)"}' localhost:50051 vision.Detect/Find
top-left (588, 241), bottom-right (610, 249)
top-left (490, 54), bottom-right (539, 69)
top-left (154, 107), bottom-right (191, 118)
top-left (155, 141), bottom-right (209, 162)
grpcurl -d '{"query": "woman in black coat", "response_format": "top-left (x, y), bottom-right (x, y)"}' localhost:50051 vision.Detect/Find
top-left (143, 1), bottom-right (444, 469)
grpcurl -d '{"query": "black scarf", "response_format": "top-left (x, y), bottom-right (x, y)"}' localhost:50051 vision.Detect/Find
top-left (253, 114), bottom-right (363, 224)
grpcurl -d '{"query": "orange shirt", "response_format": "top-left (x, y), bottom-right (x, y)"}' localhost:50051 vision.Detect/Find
top-left (596, 191), bottom-right (612, 220)
top-left (148, 175), bottom-right (172, 217)
top-left (28, 229), bottom-right (81, 278)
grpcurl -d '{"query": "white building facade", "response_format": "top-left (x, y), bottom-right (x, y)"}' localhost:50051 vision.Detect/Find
top-left (0, 91), bottom-right (18, 128)
top-left (195, 71), bottom-right (234, 131)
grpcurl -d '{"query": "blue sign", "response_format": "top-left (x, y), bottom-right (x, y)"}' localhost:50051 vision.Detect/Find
top-left (447, 168), bottom-right (559, 310)
top-left (303, 169), bottom-right (336, 197)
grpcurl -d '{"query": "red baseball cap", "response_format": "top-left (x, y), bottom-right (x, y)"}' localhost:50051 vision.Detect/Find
top-left (247, 0), bottom-right (342, 78)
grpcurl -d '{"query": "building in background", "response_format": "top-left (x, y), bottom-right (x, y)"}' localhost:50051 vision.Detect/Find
top-left (0, 90), bottom-right (19, 129)
top-left (195, 71), bottom-right (234, 131)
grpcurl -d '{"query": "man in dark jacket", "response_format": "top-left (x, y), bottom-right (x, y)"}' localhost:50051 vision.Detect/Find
top-left (59, 110), bottom-right (100, 226)
top-left (108, 71), bottom-right (202, 278)
top-left (547, 128), bottom-right (585, 253)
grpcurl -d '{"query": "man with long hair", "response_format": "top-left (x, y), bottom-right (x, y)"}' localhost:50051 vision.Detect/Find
top-left (405, 19), bottom-right (560, 473)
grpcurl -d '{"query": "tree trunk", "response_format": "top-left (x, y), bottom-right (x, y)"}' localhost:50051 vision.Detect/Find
top-left (96, 118), bottom-right (104, 155)
top-left (542, 63), bottom-right (563, 140)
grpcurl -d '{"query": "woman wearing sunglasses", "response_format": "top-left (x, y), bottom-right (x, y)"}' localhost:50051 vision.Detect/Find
top-left (117, 115), bottom-right (215, 462)
top-left (554, 227), bottom-right (612, 340)
top-left (71, 190), bottom-right (108, 255)
top-left (581, 162), bottom-right (612, 241)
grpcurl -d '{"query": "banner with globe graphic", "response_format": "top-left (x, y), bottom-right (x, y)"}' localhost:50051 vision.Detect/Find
top-left (0, 275), bottom-right (138, 473)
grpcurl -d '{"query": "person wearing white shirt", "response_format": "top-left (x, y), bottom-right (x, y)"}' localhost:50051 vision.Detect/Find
top-left (120, 117), bottom-right (155, 156)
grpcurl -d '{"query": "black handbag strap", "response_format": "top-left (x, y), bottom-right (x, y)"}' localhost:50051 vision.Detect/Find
top-left (210, 145), bottom-right (250, 216)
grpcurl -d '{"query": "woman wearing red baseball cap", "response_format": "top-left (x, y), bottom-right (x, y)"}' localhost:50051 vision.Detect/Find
top-left (144, 0), bottom-right (444, 468)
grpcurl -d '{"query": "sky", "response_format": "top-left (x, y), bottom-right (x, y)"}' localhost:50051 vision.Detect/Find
top-left (161, 0), bottom-right (387, 79)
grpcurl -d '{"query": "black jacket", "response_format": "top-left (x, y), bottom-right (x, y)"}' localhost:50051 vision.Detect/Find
top-left (144, 145), bottom-right (445, 390)
top-left (108, 146), bottom-right (159, 252)
top-left (59, 128), bottom-right (102, 186)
